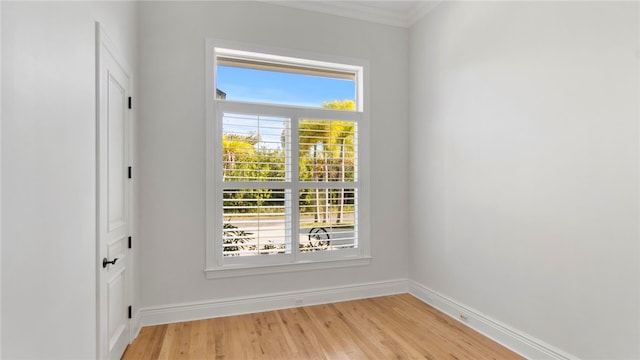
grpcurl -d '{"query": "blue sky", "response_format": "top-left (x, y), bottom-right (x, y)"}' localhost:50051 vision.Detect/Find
top-left (217, 66), bottom-right (355, 107)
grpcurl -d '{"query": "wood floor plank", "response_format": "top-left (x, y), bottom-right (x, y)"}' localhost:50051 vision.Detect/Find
top-left (221, 314), bottom-right (246, 359)
top-left (122, 324), bottom-right (166, 360)
top-left (155, 323), bottom-right (177, 360)
top-left (277, 307), bottom-right (325, 360)
top-left (206, 317), bottom-right (219, 360)
top-left (358, 297), bottom-right (445, 359)
top-left (331, 300), bottom-right (417, 359)
top-left (174, 322), bottom-right (193, 359)
top-left (122, 294), bottom-right (524, 360)
top-left (187, 320), bottom-right (206, 359)
top-left (373, 295), bottom-right (473, 358)
top-left (303, 304), bottom-right (363, 359)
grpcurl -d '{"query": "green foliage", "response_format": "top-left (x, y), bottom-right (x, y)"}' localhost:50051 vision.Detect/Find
top-left (222, 100), bottom-right (356, 222)
top-left (222, 222), bottom-right (253, 255)
top-left (298, 100), bottom-right (356, 223)
top-left (322, 99), bottom-right (355, 111)
top-left (223, 221), bottom-right (287, 256)
top-left (222, 131), bottom-right (284, 213)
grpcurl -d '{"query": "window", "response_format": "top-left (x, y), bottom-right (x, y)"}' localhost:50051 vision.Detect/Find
top-left (206, 40), bottom-right (370, 278)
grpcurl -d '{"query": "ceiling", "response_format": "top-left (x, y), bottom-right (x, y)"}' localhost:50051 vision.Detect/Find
top-left (264, 1), bottom-right (443, 28)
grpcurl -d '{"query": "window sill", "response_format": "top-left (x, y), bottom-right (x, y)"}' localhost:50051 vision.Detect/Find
top-left (204, 256), bottom-right (371, 279)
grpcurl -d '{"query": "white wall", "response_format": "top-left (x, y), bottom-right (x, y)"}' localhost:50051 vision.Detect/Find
top-left (1, 2), bottom-right (137, 358)
top-left (137, 1), bottom-right (409, 307)
top-left (0, 0), bottom-right (3, 356)
top-left (409, 2), bottom-right (640, 359)
top-left (0, 1), bottom-right (2, 358)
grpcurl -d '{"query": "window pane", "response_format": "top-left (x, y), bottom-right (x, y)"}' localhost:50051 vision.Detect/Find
top-left (216, 64), bottom-right (356, 109)
top-left (223, 189), bottom-right (290, 256)
top-left (299, 188), bottom-right (356, 252)
top-left (299, 119), bottom-right (357, 182)
top-left (223, 113), bottom-right (289, 182)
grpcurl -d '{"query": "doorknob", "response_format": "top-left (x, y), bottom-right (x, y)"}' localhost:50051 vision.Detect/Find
top-left (102, 257), bottom-right (118, 268)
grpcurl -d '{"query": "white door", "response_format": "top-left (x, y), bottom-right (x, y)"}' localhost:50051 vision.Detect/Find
top-left (96, 23), bottom-right (133, 360)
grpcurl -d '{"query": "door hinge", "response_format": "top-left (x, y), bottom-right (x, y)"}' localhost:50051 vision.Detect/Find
top-left (128, 236), bottom-right (132, 249)
top-left (128, 97), bottom-right (132, 110)
top-left (128, 305), bottom-right (132, 319)
top-left (128, 166), bottom-right (132, 179)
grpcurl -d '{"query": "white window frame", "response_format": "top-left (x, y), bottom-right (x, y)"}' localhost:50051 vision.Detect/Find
top-left (205, 39), bottom-right (370, 279)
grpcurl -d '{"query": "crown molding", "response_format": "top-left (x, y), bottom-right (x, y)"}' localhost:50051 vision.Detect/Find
top-left (408, 1), bottom-right (443, 26)
top-left (262, 1), bottom-right (443, 28)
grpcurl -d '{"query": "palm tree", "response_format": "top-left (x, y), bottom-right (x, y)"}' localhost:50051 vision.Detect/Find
top-left (331, 121), bottom-right (354, 223)
top-left (222, 133), bottom-right (257, 181)
top-left (322, 101), bottom-right (355, 224)
top-left (299, 120), bottom-right (330, 222)
top-left (299, 100), bottom-right (356, 224)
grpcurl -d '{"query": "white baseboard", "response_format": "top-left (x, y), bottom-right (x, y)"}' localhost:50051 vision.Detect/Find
top-left (408, 280), bottom-right (577, 360)
top-left (138, 279), bottom-right (408, 327)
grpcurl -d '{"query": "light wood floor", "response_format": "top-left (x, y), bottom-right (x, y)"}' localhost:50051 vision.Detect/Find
top-left (122, 294), bottom-right (524, 359)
